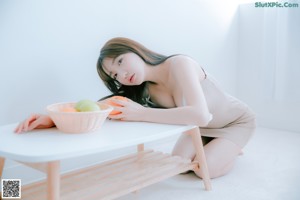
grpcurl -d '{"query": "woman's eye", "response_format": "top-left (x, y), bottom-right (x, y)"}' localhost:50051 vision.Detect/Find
top-left (113, 73), bottom-right (118, 80)
top-left (118, 58), bottom-right (123, 65)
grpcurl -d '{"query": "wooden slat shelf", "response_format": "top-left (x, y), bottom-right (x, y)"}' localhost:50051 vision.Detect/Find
top-left (21, 150), bottom-right (197, 200)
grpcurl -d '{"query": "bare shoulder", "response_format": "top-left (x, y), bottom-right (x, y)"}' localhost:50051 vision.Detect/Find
top-left (166, 55), bottom-right (205, 80)
top-left (167, 55), bottom-right (198, 66)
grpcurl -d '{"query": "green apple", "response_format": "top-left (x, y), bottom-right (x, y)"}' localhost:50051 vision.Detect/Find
top-left (75, 99), bottom-right (100, 112)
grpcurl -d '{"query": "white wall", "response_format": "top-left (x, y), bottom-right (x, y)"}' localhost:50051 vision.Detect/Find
top-left (0, 0), bottom-right (240, 185)
top-left (0, 0), bottom-right (239, 126)
top-left (237, 3), bottom-right (300, 132)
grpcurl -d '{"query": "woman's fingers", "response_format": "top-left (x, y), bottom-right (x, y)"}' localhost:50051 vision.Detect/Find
top-left (14, 114), bottom-right (55, 134)
top-left (110, 99), bottom-right (128, 106)
top-left (108, 98), bottom-right (143, 122)
top-left (109, 113), bottom-right (125, 120)
top-left (109, 107), bottom-right (123, 118)
top-left (27, 118), bottom-right (43, 131)
top-left (23, 114), bottom-right (39, 132)
top-left (14, 122), bottom-right (26, 133)
top-left (14, 119), bottom-right (28, 133)
top-left (14, 123), bottom-right (23, 133)
top-left (14, 114), bottom-right (39, 133)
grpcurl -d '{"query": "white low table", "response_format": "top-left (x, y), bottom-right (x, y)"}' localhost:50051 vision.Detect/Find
top-left (0, 120), bottom-right (211, 200)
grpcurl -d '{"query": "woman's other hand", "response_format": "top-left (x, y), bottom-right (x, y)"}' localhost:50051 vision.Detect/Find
top-left (14, 114), bottom-right (55, 134)
top-left (108, 98), bottom-right (145, 121)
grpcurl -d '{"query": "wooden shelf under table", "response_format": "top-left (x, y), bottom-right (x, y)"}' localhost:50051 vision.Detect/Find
top-left (21, 150), bottom-right (197, 200)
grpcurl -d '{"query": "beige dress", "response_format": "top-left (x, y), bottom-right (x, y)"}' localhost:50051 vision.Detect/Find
top-left (199, 74), bottom-right (256, 148)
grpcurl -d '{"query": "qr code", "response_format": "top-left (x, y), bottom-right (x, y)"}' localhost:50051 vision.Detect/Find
top-left (1, 179), bottom-right (21, 199)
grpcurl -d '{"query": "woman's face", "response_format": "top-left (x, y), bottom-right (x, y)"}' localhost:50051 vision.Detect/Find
top-left (102, 53), bottom-right (145, 86)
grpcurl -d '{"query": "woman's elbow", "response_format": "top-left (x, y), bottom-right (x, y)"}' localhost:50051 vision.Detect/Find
top-left (194, 112), bottom-right (212, 127)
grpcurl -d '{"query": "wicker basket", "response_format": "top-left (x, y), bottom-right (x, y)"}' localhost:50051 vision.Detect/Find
top-left (46, 102), bottom-right (112, 133)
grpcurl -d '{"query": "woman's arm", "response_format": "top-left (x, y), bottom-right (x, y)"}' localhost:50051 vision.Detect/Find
top-left (141, 106), bottom-right (212, 126)
top-left (109, 56), bottom-right (212, 127)
top-left (14, 114), bottom-right (55, 133)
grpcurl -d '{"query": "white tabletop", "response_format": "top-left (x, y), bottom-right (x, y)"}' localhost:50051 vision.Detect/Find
top-left (0, 120), bottom-right (196, 163)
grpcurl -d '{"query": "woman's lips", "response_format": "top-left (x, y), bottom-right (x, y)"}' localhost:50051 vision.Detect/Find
top-left (129, 74), bottom-right (135, 83)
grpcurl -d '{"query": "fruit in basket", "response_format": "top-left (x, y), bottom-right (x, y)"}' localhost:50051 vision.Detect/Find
top-left (75, 99), bottom-right (100, 112)
top-left (61, 107), bottom-right (78, 112)
top-left (107, 96), bottom-right (128, 115)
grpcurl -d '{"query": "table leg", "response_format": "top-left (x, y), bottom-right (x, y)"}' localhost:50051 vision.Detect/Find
top-left (186, 127), bottom-right (212, 191)
top-left (133, 143), bottom-right (145, 195)
top-left (47, 161), bottom-right (60, 200)
top-left (137, 143), bottom-right (144, 152)
top-left (0, 157), bottom-right (5, 178)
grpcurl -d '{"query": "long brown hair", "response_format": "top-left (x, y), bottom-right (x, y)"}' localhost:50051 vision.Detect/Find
top-left (97, 37), bottom-right (173, 106)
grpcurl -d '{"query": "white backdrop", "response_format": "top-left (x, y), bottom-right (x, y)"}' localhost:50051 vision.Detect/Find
top-left (238, 3), bottom-right (300, 132)
top-left (0, 0), bottom-right (239, 126)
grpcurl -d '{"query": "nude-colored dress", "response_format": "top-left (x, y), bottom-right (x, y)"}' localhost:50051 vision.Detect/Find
top-left (200, 74), bottom-right (256, 148)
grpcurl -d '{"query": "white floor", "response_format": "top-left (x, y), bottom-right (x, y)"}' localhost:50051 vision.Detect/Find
top-left (118, 127), bottom-right (300, 200)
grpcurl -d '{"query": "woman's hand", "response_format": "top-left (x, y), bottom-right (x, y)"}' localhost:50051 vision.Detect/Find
top-left (108, 98), bottom-right (145, 121)
top-left (14, 114), bottom-right (55, 134)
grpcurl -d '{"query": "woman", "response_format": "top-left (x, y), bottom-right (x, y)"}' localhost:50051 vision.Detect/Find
top-left (15, 37), bottom-right (256, 179)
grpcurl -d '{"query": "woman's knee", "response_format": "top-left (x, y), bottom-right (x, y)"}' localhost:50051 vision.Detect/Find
top-left (193, 138), bottom-right (241, 179)
top-left (172, 134), bottom-right (196, 160)
top-left (172, 135), bottom-right (214, 160)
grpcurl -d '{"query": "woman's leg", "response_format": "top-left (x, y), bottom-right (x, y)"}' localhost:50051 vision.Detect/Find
top-left (172, 135), bottom-right (213, 160)
top-left (172, 135), bottom-right (241, 179)
top-left (194, 138), bottom-right (241, 179)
